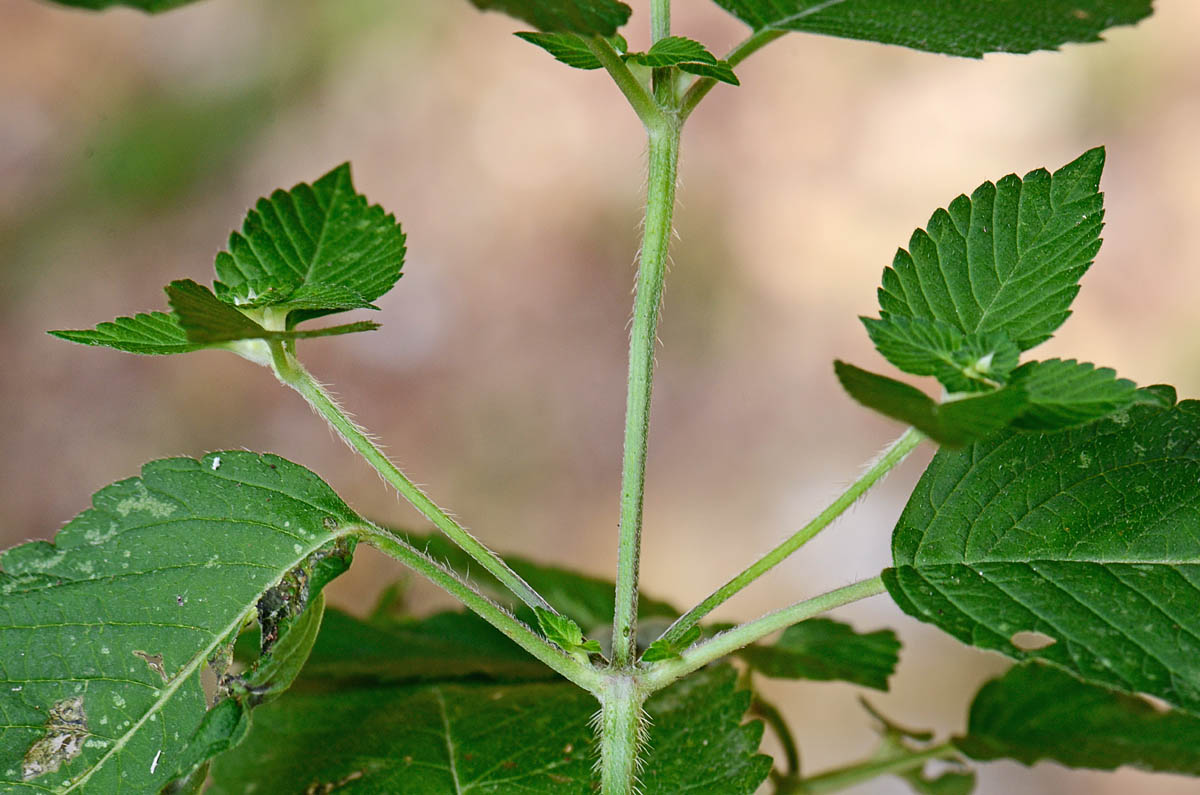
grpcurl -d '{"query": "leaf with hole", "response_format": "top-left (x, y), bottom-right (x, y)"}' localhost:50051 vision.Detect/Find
top-left (885, 399), bottom-right (1200, 714)
top-left (957, 662), bottom-right (1200, 775)
top-left (0, 452), bottom-right (361, 792)
top-left (708, 1), bottom-right (1152, 58)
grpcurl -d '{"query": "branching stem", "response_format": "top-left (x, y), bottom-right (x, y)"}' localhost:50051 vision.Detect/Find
top-left (658, 428), bottom-right (922, 647)
top-left (267, 343), bottom-right (553, 615)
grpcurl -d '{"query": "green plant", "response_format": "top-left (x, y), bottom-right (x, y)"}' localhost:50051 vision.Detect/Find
top-left (3, 0), bottom-right (1197, 793)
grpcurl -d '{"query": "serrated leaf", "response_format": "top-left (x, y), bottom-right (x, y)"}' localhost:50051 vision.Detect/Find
top-left (643, 625), bottom-right (702, 662)
top-left (469, 0), bottom-right (631, 36)
top-left (1008, 358), bottom-right (1138, 430)
top-left (626, 35), bottom-right (717, 67)
top-left (41, 0), bottom-right (201, 12)
top-left (677, 59), bottom-right (740, 86)
top-left (875, 148), bottom-right (1105, 351)
top-left (957, 663), bottom-right (1200, 775)
top-left (209, 666), bottom-right (770, 793)
top-left (835, 360), bottom-right (1027, 446)
top-left (0, 452), bottom-right (361, 792)
top-left (709, 1), bottom-right (1152, 58)
top-left (50, 311), bottom-right (208, 356)
top-left (534, 607), bottom-right (596, 657)
top-left (737, 618), bottom-right (900, 691)
top-left (863, 316), bottom-right (1020, 393)
top-left (515, 32), bottom-right (627, 70)
top-left (885, 399), bottom-right (1200, 714)
top-left (212, 163), bottom-right (405, 321)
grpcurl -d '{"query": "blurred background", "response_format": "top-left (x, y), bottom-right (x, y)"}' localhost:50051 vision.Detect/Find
top-left (2, 0), bottom-right (1199, 792)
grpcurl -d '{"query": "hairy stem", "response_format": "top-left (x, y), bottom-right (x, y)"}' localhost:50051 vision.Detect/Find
top-left (643, 576), bottom-right (887, 691)
top-left (612, 119), bottom-right (682, 668)
top-left (796, 742), bottom-right (960, 794)
top-left (659, 428), bottom-right (922, 646)
top-left (598, 674), bottom-right (648, 794)
top-left (586, 36), bottom-right (662, 130)
top-left (363, 525), bottom-right (603, 693)
top-left (680, 29), bottom-right (786, 120)
top-left (268, 343), bottom-right (552, 614)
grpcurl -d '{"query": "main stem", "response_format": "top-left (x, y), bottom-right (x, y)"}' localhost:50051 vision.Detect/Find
top-left (612, 121), bottom-right (681, 668)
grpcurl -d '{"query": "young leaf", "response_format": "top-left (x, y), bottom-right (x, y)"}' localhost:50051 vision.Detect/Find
top-left (885, 399), bottom-right (1200, 715)
top-left (534, 607), bottom-right (602, 656)
top-left (0, 452), bottom-right (360, 792)
top-left (957, 663), bottom-right (1200, 775)
top-left (212, 163), bottom-right (406, 322)
top-left (709, 1), bottom-right (1152, 58)
top-left (875, 148), bottom-right (1106, 352)
top-left (835, 360), bottom-right (1027, 446)
top-left (736, 617), bottom-right (900, 691)
top-left (643, 625), bottom-right (702, 662)
top-left (468, 0), bottom-right (631, 36)
top-left (677, 60), bottom-right (741, 86)
top-left (50, 311), bottom-right (208, 356)
top-left (624, 36), bottom-right (741, 86)
top-left (1008, 358), bottom-right (1138, 430)
top-left (862, 316), bottom-right (1020, 393)
top-left (515, 32), bottom-right (627, 70)
top-left (209, 666), bottom-right (770, 793)
top-left (41, 0), bottom-right (203, 12)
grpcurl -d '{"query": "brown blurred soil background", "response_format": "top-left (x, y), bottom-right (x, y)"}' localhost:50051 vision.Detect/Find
top-left (2, 1), bottom-right (1199, 792)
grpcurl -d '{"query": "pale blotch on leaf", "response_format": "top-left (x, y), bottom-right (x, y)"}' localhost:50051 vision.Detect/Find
top-left (22, 696), bottom-right (88, 781)
top-left (1011, 631), bottom-right (1057, 651)
top-left (114, 482), bottom-right (177, 519)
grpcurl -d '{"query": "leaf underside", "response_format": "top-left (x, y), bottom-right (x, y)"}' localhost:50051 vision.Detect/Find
top-left (958, 663), bottom-right (1200, 775)
top-left (49, 311), bottom-right (207, 356)
top-left (469, 0), bottom-right (631, 35)
top-left (885, 400), bottom-right (1200, 715)
top-left (737, 617), bottom-right (900, 691)
top-left (0, 452), bottom-right (360, 792)
top-left (710, 1), bottom-right (1153, 57)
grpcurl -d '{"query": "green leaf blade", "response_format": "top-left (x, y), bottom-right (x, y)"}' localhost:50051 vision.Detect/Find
top-left (885, 400), bottom-right (1200, 714)
top-left (863, 316), bottom-right (1020, 392)
top-left (958, 663), bottom-right (1200, 775)
top-left (50, 311), bottom-right (209, 356)
top-left (876, 148), bottom-right (1105, 352)
top-left (709, 1), bottom-right (1152, 58)
top-left (0, 452), bottom-right (360, 792)
top-left (213, 163), bottom-right (406, 320)
top-left (737, 618), bottom-right (900, 691)
top-left (516, 32), bottom-right (606, 69)
top-left (469, 0), bottom-right (632, 36)
top-left (40, 0), bottom-right (202, 12)
top-left (1009, 358), bottom-right (1138, 430)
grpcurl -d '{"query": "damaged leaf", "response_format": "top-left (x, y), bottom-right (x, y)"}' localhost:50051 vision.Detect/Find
top-left (0, 452), bottom-right (362, 792)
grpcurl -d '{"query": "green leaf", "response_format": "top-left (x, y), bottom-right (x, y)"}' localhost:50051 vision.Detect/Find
top-left (737, 617), bottom-right (900, 691)
top-left (709, 1), bottom-right (1153, 58)
top-left (624, 36), bottom-right (740, 86)
top-left (0, 452), bottom-right (360, 792)
top-left (885, 399), bottom-right (1200, 714)
top-left (901, 769), bottom-right (977, 795)
top-left (468, 0), bottom-right (632, 36)
top-left (863, 316), bottom-right (1019, 393)
top-left (50, 311), bottom-right (208, 356)
top-left (835, 360), bottom-right (1027, 446)
top-left (875, 148), bottom-right (1105, 352)
top-left (676, 60), bottom-right (741, 86)
top-left (515, 32), bottom-right (627, 70)
top-left (643, 625), bottom-right (702, 662)
top-left (534, 607), bottom-right (601, 657)
top-left (212, 163), bottom-right (405, 322)
top-left (40, 0), bottom-right (202, 12)
top-left (957, 663), bottom-right (1200, 775)
top-left (1008, 358), bottom-right (1138, 430)
top-left (209, 666), bottom-right (770, 793)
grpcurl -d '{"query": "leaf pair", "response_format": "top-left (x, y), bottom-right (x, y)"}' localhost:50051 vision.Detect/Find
top-left (838, 148), bottom-right (1144, 445)
top-left (518, 33), bottom-right (740, 85)
top-left (52, 164), bottom-right (404, 358)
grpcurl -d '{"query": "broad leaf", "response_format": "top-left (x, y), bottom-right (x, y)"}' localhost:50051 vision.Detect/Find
top-left (862, 316), bottom-right (1019, 393)
top-left (469, 0), bottom-right (631, 36)
top-left (709, 1), bottom-right (1152, 58)
top-left (885, 400), bottom-right (1200, 714)
top-left (41, 0), bottom-right (201, 12)
top-left (0, 452), bottom-right (361, 792)
top-left (835, 360), bottom-right (1026, 446)
top-left (212, 163), bottom-right (405, 323)
top-left (875, 148), bottom-right (1105, 352)
top-left (210, 665), bottom-right (770, 793)
top-left (50, 311), bottom-right (207, 356)
top-left (1008, 358), bottom-right (1137, 430)
top-left (515, 32), bottom-right (627, 70)
top-left (737, 617), bottom-right (900, 691)
top-left (958, 663), bottom-right (1200, 775)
